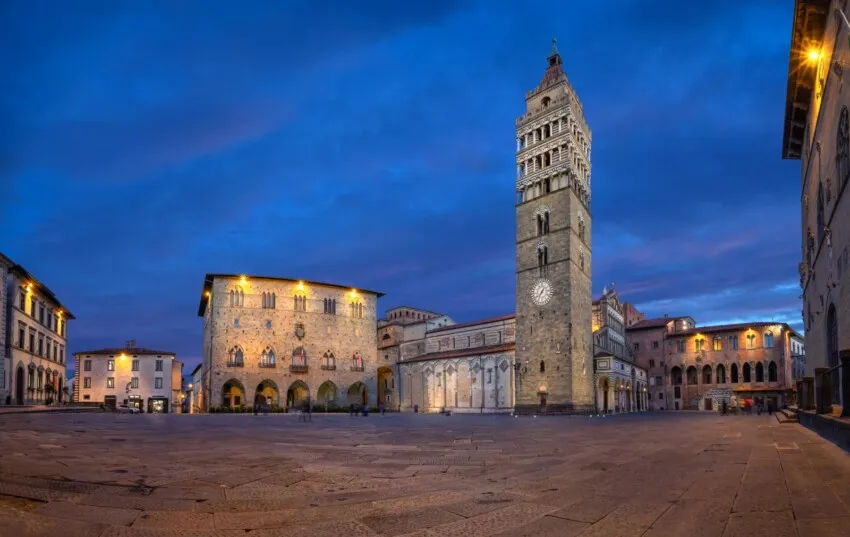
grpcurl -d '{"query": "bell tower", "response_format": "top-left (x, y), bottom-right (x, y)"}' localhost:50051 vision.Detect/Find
top-left (514, 39), bottom-right (594, 414)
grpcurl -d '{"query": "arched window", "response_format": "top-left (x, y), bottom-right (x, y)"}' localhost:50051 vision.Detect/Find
top-left (686, 366), bottom-right (698, 385)
top-left (827, 304), bottom-right (840, 404)
top-left (270, 293), bottom-right (276, 309)
top-left (712, 337), bottom-right (722, 351)
top-left (731, 363), bottom-right (739, 383)
top-left (702, 365), bottom-right (712, 384)
top-left (229, 290), bottom-right (235, 307)
top-left (322, 351), bottom-right (336, 370)
top-left (817, 180), bottom-right (825, 244)
top-left (262, 292), bottom-right (267, 309)
top-left (352, 352), bottom-right (364, 371)
top-left (260, 346), bottom-right (275, 367)
top-left (537, 245), bottom-right (548, 275)
top-left (229, 346), bottom-right (244, 367)
top-left (294, 295), bottom-right (307, 312)
top-left (292, 347), bottom-right (307, 366)
top-left (350, 302), bottom-right (364, 319)
top-left (671, 366), bottom-right (683, 385)
top-left (837, 106), bottom-right (849, 190)
top-left (768, 361), bottom-right (777, 382)
top-left (695, 338), bottom-right (705, 352)
top-left (764, 331), bottom-right (774, 349)
top-left (755, 362), bottom-right (764, 382)
top-left (716, 364), bottom-right (726, 384)
top-left (743, 363), bottom-right (751, 383)
top-left (578, 214), bottom-right (586, 241)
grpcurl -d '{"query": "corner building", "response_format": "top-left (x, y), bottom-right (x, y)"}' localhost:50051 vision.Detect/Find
top-left (782, 0), bottom-right (850, 413)
top-left (197, 274), bottom-right (382, 410)
top-left (514, 40), bottom-right (594, 414)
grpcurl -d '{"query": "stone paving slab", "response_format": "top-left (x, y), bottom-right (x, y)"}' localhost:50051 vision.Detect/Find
top-left (2, 412), bottom-right (850, 536)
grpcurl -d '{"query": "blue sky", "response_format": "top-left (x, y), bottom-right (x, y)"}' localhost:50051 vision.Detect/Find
top-left (1, 0), bottom-right (802, 371)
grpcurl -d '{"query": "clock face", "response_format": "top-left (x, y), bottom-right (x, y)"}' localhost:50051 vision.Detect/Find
top-left (531, 279), bottom-right (553, 306)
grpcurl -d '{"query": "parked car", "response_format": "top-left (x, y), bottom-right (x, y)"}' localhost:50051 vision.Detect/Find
top-left (116, 405), bottom-right (140, 414)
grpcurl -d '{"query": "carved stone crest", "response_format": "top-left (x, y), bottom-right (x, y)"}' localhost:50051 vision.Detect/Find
top-left (294, 323), bottom-right (305, 340)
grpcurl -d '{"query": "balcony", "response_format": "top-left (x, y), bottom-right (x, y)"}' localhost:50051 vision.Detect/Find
top-left (350, 366), bottom-right (365, 372)
top-left (290, 364), bottom-right (308, 373)
top-left (259, 362), bottom-right (276, 369)
top-left (226, 361), bottom-right (244, 368)
top-left (321, 364), bottom-right (336, 371)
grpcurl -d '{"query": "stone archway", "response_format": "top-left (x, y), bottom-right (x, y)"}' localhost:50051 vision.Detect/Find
top-left (286, 380), bottom-right (309, 408)
top-left (255, 380), bottom-right (279, 406)
top-left (15, 366), bottom-right (24, 405)
top-left (598, 377), bottom-right (610, 413)
top-left (377, 367), bottom-right (393, 407)
top-left (317, 381), bottom-right (337, 406)
top-left (347, 382), bottom-right (368, 406)
top-left (221, 379), bottom-right (246, 408)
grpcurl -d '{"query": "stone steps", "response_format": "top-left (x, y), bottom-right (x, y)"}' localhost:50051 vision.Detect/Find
top-left (776, 408), bottom-right (799, 424)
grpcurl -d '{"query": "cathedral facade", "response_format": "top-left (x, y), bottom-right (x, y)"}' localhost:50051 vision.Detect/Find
top-left (514, 40), bottom-right (595, 414)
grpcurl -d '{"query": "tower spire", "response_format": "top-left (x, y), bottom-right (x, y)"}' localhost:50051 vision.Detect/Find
top-left (549, 37), bottom-right (559, 57)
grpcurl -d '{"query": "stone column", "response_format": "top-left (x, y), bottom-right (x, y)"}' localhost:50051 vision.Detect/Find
top-left (803, 376), bottom-right (815, 410)
top-left (841, 349), bottom-right (850, 417)
top-left (814, 367), bottom-right (831, 414)
top-left (189, 389), bottom-right (194, 414)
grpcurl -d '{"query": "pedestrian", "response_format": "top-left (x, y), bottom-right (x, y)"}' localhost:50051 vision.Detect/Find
top-left (349, 403), bottom-right (355, 417)
top-left (379, 403), bottom-right (385, 416)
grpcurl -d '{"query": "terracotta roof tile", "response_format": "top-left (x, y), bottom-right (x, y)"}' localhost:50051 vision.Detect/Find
top-left (74, 347), bottom-right (176, 356)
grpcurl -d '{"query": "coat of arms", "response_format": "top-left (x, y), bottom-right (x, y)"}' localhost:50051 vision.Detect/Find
top-left (295, 323), bottom-right (305, 340)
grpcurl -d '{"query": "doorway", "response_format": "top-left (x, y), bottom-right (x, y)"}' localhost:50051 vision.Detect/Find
top-left (15, 366), bottom-right (24, 405)
top-left (704, 398), bottom-right (713, 411)
top-left (539, 393), bottom-right (547, 414)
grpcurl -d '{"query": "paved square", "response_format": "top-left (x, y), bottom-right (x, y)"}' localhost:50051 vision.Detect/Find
top-left (1, 412), bottom-right (849, 536)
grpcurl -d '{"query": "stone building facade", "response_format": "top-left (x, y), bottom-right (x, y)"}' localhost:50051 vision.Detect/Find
top-left (2, 257), bottom-right (74, 405)
top-left (197, 274), bottom-right (382, 411)
top-left (397, 315), bottom-right (515, 413)
top-left (592, 286), bottom-right (648, 413)
top-left (377, 306), bottom-right (455, 409)
top-left (783, 0), bottom-right (849, 412)
top-left (514, 40), bottom-right (594, 414)
top-left (73, 343), bottom-right (181, 413)
top-left (631, 319), bottom-right (799, 411)
top-left (628, 316), bottom-right (695, 410)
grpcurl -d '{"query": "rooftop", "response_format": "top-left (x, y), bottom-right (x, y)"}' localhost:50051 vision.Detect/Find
top-left (197, 273), bottom-right (384, 316)
top-left (626, 317), bottom-right (685, 330)
top-left (1, 253), bottom-right (76, 319)
top-left (402, 342), bottom-right (516, 364)
top-left (782, 0), bottom-right (830, 159)
top-left (74, 347), bottom-right (176, 357)
top-left (672, 321), bottom-right (803, 340)
top-left (427, 314), bottom-right (515, 334)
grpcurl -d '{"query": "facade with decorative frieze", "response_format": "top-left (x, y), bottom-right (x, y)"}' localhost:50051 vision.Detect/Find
top-left (397, 315), bottom-right (516, 413)
top-left (197, 274), bottom-right (383, 411)
top-left (1, 254), bottom-right (74, 406)
top-left (515, 39), bottom-right (594, 414)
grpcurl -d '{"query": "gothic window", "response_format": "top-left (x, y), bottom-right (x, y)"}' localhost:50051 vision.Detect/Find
top-left (768, 361), bottom-right (777, 382)
top-left (352, 352), bottom-right (363, 370)
top-left (817, 180), bottom-right (825, 244)
top-left (702, 365), bottom-right (712, 384)
top-left (695, 338), bottom-right (705, 352)
top-left (755, 362), bottom-right (764, 382)
top-left (728, 335), bottom-right (738, 350)
top-left (716, 364), bottom-right (726, 384)
top-left (764, 331), bottom-right (774, 349)
top-left (322, 351), bottom-right (335, 369)
top-left (712, 337), bottom-right (722, 351)
top-left (746, 333), bottom-right (756, 349)
top-left (294, 295), bottom-right (307, 312)
top-left (731, 363), bottom-right (739, 383)
top-left (260, 346), bottom-right (276, 367)
top-left (350, 302), bottom-right (364, 318)
top-left (670, 366), bottom-right (682, 385)
top-left (837, 106), bottom-right (850, 191)
top-left (743, 363), bottom-right (752, 382)
top-left (540, 360), bottom-right (545, 373)
top-left (686, 366), bottom-right (698, 385)
top-left (229, 346), bottom-right (244, 366)
top-left (292, 347), bottom-right (307, 366)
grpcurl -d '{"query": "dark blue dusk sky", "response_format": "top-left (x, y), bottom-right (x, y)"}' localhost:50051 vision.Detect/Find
top-left (1, 0), bottom-right (801, 371)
